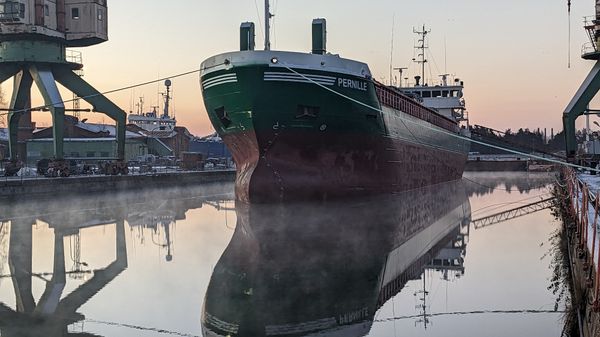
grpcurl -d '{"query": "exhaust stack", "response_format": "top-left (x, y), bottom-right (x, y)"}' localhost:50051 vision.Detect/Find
top-left (312, 18), bottom-right (327, 55)
top-left (240, 22), bottom-right (256, 51)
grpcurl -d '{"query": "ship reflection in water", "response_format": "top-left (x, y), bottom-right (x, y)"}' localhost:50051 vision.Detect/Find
top-left (202, 181), bottom-right (471, 337)
top-left (0, 173), bottom-right (561, 337)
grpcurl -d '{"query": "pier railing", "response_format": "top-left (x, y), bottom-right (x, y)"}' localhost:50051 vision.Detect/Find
top-left (564, 167), bottom-right (600, 311)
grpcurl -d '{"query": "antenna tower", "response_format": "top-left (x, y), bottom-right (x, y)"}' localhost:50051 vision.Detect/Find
top-left (413, 25), bottom-right (431, 85)
top-left (389, 15), bottom-right (395, 86)
top-left (414, 272), bottom-right (431, 329)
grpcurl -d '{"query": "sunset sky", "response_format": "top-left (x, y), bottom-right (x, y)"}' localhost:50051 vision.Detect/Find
top-left (2, 0), bottom-right (596, 136)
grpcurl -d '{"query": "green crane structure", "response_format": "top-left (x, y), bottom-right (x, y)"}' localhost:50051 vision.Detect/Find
top-left (564, 0), bottom-right (600, 159)
top-left (0, 0), bottom-right (126, 166)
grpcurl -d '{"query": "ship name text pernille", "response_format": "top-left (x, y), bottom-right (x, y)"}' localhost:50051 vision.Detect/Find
top-left (338, 78), bottom-right (367, 91)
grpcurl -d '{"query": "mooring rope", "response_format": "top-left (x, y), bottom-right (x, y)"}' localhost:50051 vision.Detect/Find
top-left (282, 65), bottom-right (597, 173)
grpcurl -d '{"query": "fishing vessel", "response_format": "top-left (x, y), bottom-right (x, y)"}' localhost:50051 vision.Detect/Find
top-left (200, 3), bottom-right (470, 203)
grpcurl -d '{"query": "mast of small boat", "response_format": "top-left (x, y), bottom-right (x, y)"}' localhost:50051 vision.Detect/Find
top-left (264, 0), bottom-right (271, 50)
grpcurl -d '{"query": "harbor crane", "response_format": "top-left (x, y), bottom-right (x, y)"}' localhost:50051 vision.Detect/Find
top-left (0, 0), bottom-right (127, 175)
top-left (563, 0), bottom-right (600, 161)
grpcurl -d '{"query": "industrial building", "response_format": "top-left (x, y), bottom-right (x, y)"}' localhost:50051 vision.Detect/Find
top-left (0, 114), bottom-right (199, 165)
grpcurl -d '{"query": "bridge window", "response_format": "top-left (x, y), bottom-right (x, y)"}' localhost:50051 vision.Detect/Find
top-left (97, 8), bottom-right (103, 21)
top-left (44, 4), bottom-right (49, 16)
top-left (71, 7), bottom-right (79, 19)
top-left (442, 90), bottom-right (449, 97)
top-left (432, 90), bottom-right (441, 97)
top-left (0, 1), bottom-right (24, 19)
top-left (422, 91), bottom-right (431, 98)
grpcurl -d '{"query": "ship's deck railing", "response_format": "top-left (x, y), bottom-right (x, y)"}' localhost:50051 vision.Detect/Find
top-left (375, 83), bottom-right (457, 133)
top-left (582, 16), bottom-right (600, 58)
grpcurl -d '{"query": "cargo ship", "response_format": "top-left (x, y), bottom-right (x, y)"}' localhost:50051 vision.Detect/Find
top-left (200, 4), bottom-right (470, 203)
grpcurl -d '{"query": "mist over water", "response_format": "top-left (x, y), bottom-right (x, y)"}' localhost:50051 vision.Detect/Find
top-left (0, 173), bottom-right (564, 336)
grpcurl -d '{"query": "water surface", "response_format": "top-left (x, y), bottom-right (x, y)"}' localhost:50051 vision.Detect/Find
top-left (0, 173), bottom-right (564, 336)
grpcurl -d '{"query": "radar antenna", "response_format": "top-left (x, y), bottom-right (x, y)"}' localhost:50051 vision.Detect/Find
top-left (162, 79), bottom-right (172, 119)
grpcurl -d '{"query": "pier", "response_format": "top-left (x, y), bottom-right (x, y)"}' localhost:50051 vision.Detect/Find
top-left (0, 169), bottom-right (235, 200)
top-left (558, 168), bottom-right (600, 337)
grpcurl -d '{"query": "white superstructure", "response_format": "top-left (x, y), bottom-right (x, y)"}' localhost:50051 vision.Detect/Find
top-left (395, 26), bottom-right (469, 123)
top-left (400, 75), bottom-right (468, 122)
top-left (128, 109), bottom-right (176, 133)
top-left (128, 79), bottom-right (176, 133)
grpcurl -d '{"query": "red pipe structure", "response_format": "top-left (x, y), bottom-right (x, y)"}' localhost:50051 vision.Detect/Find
top-left (56, 0), bottom-right (65, 33)
top-left (34, 0), bottom-right (44, 26)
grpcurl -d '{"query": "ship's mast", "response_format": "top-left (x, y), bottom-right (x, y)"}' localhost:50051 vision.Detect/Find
top-left (163, 79), bottom-right (172, 119)
top-left (413, 25), bottom-right (430, 85)
top-left (264, 0), bottom-right (272, 50)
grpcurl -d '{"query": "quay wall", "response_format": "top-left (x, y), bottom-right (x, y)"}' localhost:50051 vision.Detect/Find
top-left (0, 170), bottom-right (236, 200)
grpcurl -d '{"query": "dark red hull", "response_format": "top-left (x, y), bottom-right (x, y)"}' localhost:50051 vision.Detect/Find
top-left (225, 130), bottom-right (467, 203)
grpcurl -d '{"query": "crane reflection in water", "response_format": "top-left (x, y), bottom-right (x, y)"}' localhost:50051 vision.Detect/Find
top-left (0, 186), bottom-right (234, 337)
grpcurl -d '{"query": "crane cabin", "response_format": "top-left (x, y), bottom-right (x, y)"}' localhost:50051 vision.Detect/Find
top-left (0, 0), bottom-right (108, 47)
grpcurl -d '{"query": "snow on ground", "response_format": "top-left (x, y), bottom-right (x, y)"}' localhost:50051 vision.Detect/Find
top-left (579, 174), bottom-right (600, 195)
